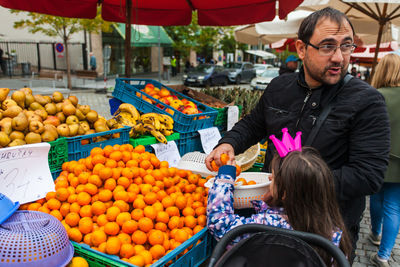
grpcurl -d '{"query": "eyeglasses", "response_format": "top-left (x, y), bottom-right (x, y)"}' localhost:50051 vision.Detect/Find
top-left (304, 41), bottom-right (357, 56)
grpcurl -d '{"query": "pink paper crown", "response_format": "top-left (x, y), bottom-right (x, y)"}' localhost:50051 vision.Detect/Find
top-left (269, 128), bottom-right (302, 158)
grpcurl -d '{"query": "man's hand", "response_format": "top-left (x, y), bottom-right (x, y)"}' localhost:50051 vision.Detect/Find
top-left (205, 143), bottom-right (235, 171)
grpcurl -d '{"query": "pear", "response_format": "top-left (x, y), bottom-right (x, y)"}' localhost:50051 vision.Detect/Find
top-left (3, 105), bottom-right (23, 118)
top-left (44, 103), bottom-right (57, 115)
top-left (8, 139), bottom-right (26, 147)
top-left (78, 105), bottom-right (91, 115)
top-left (85, 110), bottom-right (98, 123)
top-left (68, 123), bottom-right (79, 136)
top-left (68, 95), bottom-right (79, 106)
top-left (12, 113), bottom-right (28, 131)
top-left (77, 124), bottom-right (86, 135)
top-left (9, 131), bottom-right (25, 141)
top-left (56, 112), bottom-right (66, 123)
top-left (29, 102), bottom-right (44, 111)
top-left (27, 113), bottom-right (42, 122)
top-left (52, 91), bottom-right (64, 103)
top-left (33, 94), bottom-right (48, 106)
top-left (34, 109), bottom-right (48, 120)
top-left (85, 129), bottom-right (95, 135)
top-left (0, 118), bottom-right (12, 135)
top-left (57, 123), bottom-right (70, 137)
top-left (106, 118), bottom-right (118, 128)
top-left (0, 110), bottom-right (3, 120)
top-left (25, 132), bottom-right (42, 144)
top-left (43, 124), bottom-right (58, 139)
top-left (94, 120), bottom-right (110, 133)
top-left (62, 103), bottom-right (76, 116)
top-left (11, 90), bottom-right (26, 108)
top-left (56, 103), bottom-right (63, 113)
top-left (41, 130), bottom-right (57, 142)
top-left (43, 96), bottom-right (52, 105)
top-left (19, 87), bottom-right (32, 95)
top-left (29, 120), bottom-right (44, 134)
top-left (2, 99), bottom-right (17, 110)
top-left (0, 132), bottom-right (10, 147)
top-left (24, 94), bottom-right (35, 107)
top-left (62, 99), bottom-right (72, 106)
top-left (75, 109), bottom-right (86, 121)
top-left (65, 115), bottom-right (79, 125)
top-left (79, 121), bottom-right (90, 132)
top-left (0, 88), bottom-right (10, 102)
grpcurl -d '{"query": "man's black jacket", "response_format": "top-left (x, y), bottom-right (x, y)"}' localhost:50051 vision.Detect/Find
top-left (219, 68), bottom-right (390, 227)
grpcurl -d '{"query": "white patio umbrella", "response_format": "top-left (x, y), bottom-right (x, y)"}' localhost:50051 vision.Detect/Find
top-left (245, 50), bottom-right (277, 59)
top-left (298, 0), bottom-right (400, 76)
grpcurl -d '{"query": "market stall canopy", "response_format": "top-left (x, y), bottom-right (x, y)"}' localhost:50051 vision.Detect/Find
top-left (0, 0), bottom-right (304, 26)
top-left (114, 24), bottom-right (173, 47)
top-left (245, 50), bottom-right (277, 59)
top-left (351, 41), bottom-right (399, 64)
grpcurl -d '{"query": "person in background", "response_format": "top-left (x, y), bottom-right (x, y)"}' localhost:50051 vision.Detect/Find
top-left (365, 68), bottom-right (371, 82)
top-left (89, 52), bottom-right (97, 71)
top-left (350, 66), bottom-right (357, 77)
top-left (207, 143), bottom-right (351, 266)
top-left (171, 56), bottom-right (177, 77)
top-left (0, 48), bottom-right (5, 75)
top-left (205, 7), bottom-right (390, 263)
top-left (185, 59), bottom-right (191, 73)
top-left (368, 53), bottom-right (400, 267)
top-left (279, 55), bottom-right (299, 75)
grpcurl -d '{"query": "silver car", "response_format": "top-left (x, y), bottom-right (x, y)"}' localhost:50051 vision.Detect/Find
top-left (254, 64), bottom-right (274, 76)
top-left (250, 68), bottom-right (279, 90)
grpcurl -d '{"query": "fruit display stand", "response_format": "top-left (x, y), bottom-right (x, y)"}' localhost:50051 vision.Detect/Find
top-left (67, 126), bottom-right (130, 161)
top-left (130, 133), bottom-right (180, 152)
top-left (72, 228), bottom-right (215, 267)
top-left (112, 78), bottom-right (218, 133)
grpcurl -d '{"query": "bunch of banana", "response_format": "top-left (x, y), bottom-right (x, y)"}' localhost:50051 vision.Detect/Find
top-left (113, 103), bottom-right (141, 136)
top-left (138, 113), bottom-right (174, 144)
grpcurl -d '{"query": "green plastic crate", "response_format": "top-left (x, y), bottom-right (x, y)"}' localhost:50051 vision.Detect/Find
top-left (48, 137), bottom-right (68, 172)
top-left (72, 227), bottom-right (216, 267)
top-left (130, 132), bottom-right (180, 147)
top-left (213, 105), bottom-right (243, 127)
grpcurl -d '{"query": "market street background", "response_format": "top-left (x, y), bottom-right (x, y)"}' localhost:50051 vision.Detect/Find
top-left (0, 74), bottom-right (399, 266)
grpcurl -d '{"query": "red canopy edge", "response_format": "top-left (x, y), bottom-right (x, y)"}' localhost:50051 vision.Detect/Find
top-left (0, 0), bottom-right (97, 19)
top-left (278, 0), bottom-right (304, 19)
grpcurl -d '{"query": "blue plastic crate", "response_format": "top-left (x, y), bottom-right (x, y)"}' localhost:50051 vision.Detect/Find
top-left (67, 126), bottom-right (130, 161)
top-left (72, 228), bottom-right (215, 267)
top-left (112, 78), bottom-right (218, 133)
top-left (175, 131), bottom-right (204, 156)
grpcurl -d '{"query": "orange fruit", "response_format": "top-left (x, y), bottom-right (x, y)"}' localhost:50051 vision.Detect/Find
top-left (165, 206), bottom-right (180, 217)
top-left (92, 201), bottom-right (106, 216)
top-left (98, 189), bottom-right (113, 202)
top-left (247, 180), bottom-right (257, 185)
top-left (138, 217), bottom-right (153, 233)
top-left (143, 192), bottom-right (157, 205)
top-left (174, 229), bottom-right (189, 243)
top-left (55, 188), bottom-right (70, 201)
top-left (118, 232), bottom-right (131, 244)
top-left (103, 145), bottom-right (114, 157)
top-left (120, 243), bottom-right (135, 259)
top-left (149, 244), bottom-right (165, 260)
top-left (211, 160), bottom-right (219, 172)
top-left (96, 214), bottom-right (108, 226)
top-left (79, 205), bottom-right (92, 218)
top-left (155, 222), bottom-right (167, 232)
top-left (161, 196), bottom-right (174, 208)
top-left (175, 195), bottom-right (187, 210)
top-left (91, 230), bottom-right (107, 247)
top-left (236, 164), bottom-right (242, 176)
top-left (84, 183), bottom-right (98, 196)
top-left (116, 212), bottom-right (131, 226)
top-left (193, 225), bottom-right (203, 235)
top-left (47, 198), bottom-right (61, 210)
top-left (235, 178), bottom-right (247, 186)
top-left (148, 230), bottom-right (164, 246)
top-left (132, 230), bottom-right (147, 245)
top-left (156, 211), bottom-right (169, 224)
top-left (88, 174), bottom-right (102, 187)
top-left (105, 159), bottom-right (118, 168)
top-left (106, 236), bottom-right (121, 255)
top-left (104, 222), bottom-right (120, 236)
top-left (129, 255), bottom-right (145, 267)
top-left (69, 202), bottom-right (81, 213)
top-left (131, 209), bottom-right (144, 221)
top-left (133, 198), bottom-right (146, 210)
top-left (92, 154), bottom-right (106, 165)
top-left (113, 190), bottom-right (129, 202)
top-left (139, 160), bottom-right (152, 170)
top-left (122, 220), bottom-right (138, 234)
top-left (220, 153), bottom-right (229, 165)
top-left (77, 192), bottom-right (91, 206)
top-left (168, 216), bottom-right (180, 230)
top-left (138, 250), bottom-right (152, 265)
top-left (60, 203), bottom-right (71, 217)
top-left (134, 145), bottom-right (145, 154)
top-left (91, 147), bottom-right (104, 156)
top-left (65, 212), bottom-right (80, 227)
top-left (49, 210), bottom-right (63, 221)
top-left (143, 206), bottom-right (157, 220)
top-left (184, 215), bottom-right (197, 229)
top-left (182, 207), bottom-right (195, 217)
top-left (106, 206), bottom-right (121, 221)
top-left (45, 191), bottom-right (56, 201)
top-left (78, 217), bottom-right (93, 234)
top-left (68, 227), bottom-right (82, 242)
top-left (197, 215), bottom-right (207, 226)
top-left (110, 150), bottom-right (123, 162)
top-left (195, 206), bottom-right (206, 216)
top-left (99, 167), bottom-right (113, 180)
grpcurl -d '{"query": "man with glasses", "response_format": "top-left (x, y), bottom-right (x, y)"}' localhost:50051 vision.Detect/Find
top-left (206, 7), bottom-right (390, 263)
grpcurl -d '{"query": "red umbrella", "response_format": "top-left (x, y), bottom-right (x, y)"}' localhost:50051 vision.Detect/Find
top-left (0, 0), bottom-right (303, 26)
top-left (0, 0), bottom-right (304, 76)
top-left (270, 38), bottom-right (297, 52)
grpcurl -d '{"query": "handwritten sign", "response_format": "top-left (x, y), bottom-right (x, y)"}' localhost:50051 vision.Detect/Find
top-left (151, 141), bottom-right (181, 167)
top-left (0, 143), bottom-right (54, 204)
top-left (227, 106), bottom-right (240, 131)
top-left (198, 127), bottom-right (222, 154)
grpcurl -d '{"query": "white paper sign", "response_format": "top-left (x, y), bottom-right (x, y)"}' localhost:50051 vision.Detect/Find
top-left (227, 106), bottom-right (240, 131)
top-left (198, 127), bottom-right (222, 154)
top-left (0, 143), bottom-right (54, 204)
top-left (151, 141), bottom-right (181, 167)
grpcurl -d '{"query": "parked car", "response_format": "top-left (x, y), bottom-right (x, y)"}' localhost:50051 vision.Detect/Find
top-left (225, 62), bottom-right (256, 84)
top-left (250, 68), bottom-right (279, 90)
top-left (183, 64), bottom-right (229, 86)
top-left (254, 64), bottom-right (274, 76)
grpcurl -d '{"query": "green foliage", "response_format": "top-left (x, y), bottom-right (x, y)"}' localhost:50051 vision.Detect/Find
top-left (200, 87), bottom-right (263, 117)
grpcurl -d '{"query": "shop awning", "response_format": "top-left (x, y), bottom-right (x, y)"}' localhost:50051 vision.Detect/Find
top-left (245, 50), bottom-right (276, 59)
top-left (114, 23), bottom-right (173, 47)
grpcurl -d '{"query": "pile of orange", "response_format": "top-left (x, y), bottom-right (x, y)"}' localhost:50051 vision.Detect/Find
top-left (20, 144), bottom-right (208, 267)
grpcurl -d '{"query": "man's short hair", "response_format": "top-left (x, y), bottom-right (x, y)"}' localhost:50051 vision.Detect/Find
top-left (298, 7), bottom-right (355, 43)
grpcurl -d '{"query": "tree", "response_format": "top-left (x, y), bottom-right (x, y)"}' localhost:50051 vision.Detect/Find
top-left (11, 9), bottom-right (111, 89)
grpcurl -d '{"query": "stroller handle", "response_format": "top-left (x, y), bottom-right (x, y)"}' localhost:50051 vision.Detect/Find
top-left (208, 224), bottom-right (350, 267)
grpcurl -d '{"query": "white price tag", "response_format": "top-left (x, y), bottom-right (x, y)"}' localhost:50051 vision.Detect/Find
top-left (151, 141), bottom-right (181, 167)
top-left (198, 127), bottom-right (222, 154)
top-left (0, 143), bottom-right (54, 204)
top-left (227, 106), bottom-right (240, 131)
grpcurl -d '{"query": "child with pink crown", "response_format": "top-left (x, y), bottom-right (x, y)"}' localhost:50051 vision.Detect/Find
top-left (207, 128), bottom-right (351, 266)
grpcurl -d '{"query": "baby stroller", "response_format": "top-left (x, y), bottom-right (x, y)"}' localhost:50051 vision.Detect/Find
top-left (208, 224), bottom-right (350, 267)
